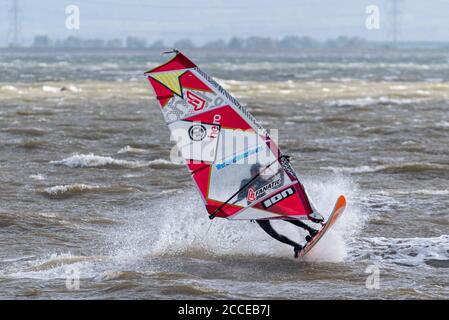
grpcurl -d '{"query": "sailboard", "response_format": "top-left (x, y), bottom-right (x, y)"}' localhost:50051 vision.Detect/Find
top-left (144, 50), bottom-right (340, 224)
top-left (299, 195), bottom-right (346, 258)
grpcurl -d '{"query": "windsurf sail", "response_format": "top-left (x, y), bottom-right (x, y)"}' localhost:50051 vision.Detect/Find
top-left (144, 50), bottom-right (321, 221)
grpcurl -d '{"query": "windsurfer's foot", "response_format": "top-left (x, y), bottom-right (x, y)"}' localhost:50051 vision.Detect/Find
top-left (305, 229), bottom-right (318, 242)
top-left (293, 244), bottom-right (303, 258)
top-left (308, 228), bottom-right (318, 238)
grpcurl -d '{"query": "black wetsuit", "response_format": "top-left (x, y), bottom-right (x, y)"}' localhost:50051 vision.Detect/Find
top-left (256, 219), bottom-right (315, 250)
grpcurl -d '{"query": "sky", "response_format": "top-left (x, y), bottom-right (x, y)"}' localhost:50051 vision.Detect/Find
top-left (2, 0), bottom-right (449, 46)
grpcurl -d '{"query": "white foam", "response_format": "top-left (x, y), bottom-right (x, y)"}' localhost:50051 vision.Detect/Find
top-left (147, 158), bottom-right (178, 166)
top-left (51, 153), bottom-right (145, 168)
top-left (51, 153), bottom-right (177, 169)
top-left (379, 189), bottom-right (449, 196)
top-left (3, 253), bottom-right (107, 280)
top-left (1, 85), bottom-right (18, 92)
top-left (30, 173), bottom-right (45, 181)
top-left (301, 175), bottom-right (366, 262)
top-left (321, 165), bottom-right (378, 174)
top-left (42, 85), bottom-right (60, 93)
top-left (3, 175), bottom-right (365, 280)
top-left (321, 162), bottom-right (449, 174)
top-left (65, 85), bottom-right (82, 93)
top-left (350, 235), bottom-right (449, 268)
top-left (41, 84), bottom-right (82, 93)
top-left (117, 145), bottom-right (148, 154)
top-left (325, 96), bottom-right (426, 107)
top-left (111, 174), bottom-right (365, 263)
top-left (41, 184), bottom-right (102, 195)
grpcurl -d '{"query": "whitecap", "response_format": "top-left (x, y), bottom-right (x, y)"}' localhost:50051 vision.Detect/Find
top-left (30, 173), bottom-right (45, 181)
top-left (50, 153), bottom-right (145, 168)
top-left (42, 85), bottom-right (61, 93)
top-left (117, 145), bottom-right (148, 154)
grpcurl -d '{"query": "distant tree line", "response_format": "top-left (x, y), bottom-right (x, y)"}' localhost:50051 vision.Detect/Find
top-left (30, 35), bottom-right (371, 49)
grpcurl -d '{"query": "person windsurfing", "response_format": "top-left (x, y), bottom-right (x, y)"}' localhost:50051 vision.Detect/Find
top-left (236, 163), bottom-right (318, 258)
top-left (145, 50), bottom-right (347, 259)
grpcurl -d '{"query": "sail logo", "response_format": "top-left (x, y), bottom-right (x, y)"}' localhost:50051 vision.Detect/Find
top-left (188, 124), bottom-right (207, 141)
top-left (262, 187), bottom-right (295, 208)
top-left (208, 114), bottom-right (221, 139)
top-left (247, 188), bottom-right (256, 202)
top-left (186, 91), bottom-right (206, 111)
top-left (247, 178), bottom-right (282, 202)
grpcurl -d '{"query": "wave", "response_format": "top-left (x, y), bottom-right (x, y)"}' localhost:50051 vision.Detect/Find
top-left (207, 61), bottom-right (449, 73)
top-left (5, 80), bottom-right (449, 104)
top-left (322, 162), bottom-right (449, 174)
top-left (1, 253), bottom-right (108, 280)
top-left (350, 235), bottom-right (449, 268)
top-left (2, 127), bottom-right (47, 136)
top-left (325, 96), bottom-right (427, 108)
top-left (1, 85), bottom-right (19, 92)
top-left (50, 153), bottom-right (178, 169)
top-left (378, 189), bottom-right (449, 196)
top-left (2, 174), bottom-right (364, 283)
top-left (16, 109), bottom-right (56, 116)
top-left (37, 183), bottom-right (138, 199)
top-left (29, 174), bottom-right (46, 181)
top-left (15, 140), bottom-right (47, 150)
top-left (117, 146), bottom-right (149, 154)
top-left (42, 85), bottom-right (82, 93)
top-left (50, 154), bottom-right (142, 168)
top-left (25, 254), bottom-right (107, 273)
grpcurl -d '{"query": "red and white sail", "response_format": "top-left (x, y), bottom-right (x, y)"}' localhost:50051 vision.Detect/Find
top-left (145, 51), bottom-right (319, 221)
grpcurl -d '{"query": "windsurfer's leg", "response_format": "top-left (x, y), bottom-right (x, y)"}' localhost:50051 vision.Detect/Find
top-left (286, 219), bottom-right (318, 237)
top-left (256, 220), bottom-right (302, 257)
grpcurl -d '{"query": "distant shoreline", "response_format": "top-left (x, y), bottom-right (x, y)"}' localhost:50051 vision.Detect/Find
top-left (1, 42), bottom-right (449, 54)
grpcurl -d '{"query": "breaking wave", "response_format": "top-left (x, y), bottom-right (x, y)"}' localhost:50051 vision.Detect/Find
top-left (30, 174), bottom-right (46, 181)
top-left (50, 153), bottom-right (177, 169)
top-left (378, 189), bottom-right (449, 196)
top-left (322, 162), bottom-right (449, 174)
top-left (2, 253), bottom-right (108, 280)
top-left (37, 183), bottom-right (138, 199)
top-left (42, 85), bottom-right (82, 93)
top-left (324, 96), bottom-right (428, 107)
top-left (1, 85), bottom-right (19, 92)
top-left (117, 145), bottom-right (149, 154)
top-left (350, 235), bottom-right (449, 268)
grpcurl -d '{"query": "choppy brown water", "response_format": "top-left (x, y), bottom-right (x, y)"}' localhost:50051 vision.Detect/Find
top-left (0, 48), bottom-right (448, 299)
